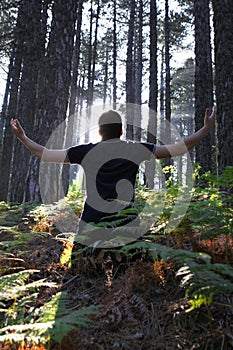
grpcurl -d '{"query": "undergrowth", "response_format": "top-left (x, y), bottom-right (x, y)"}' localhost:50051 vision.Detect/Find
top-left (0, 167), bottom-right (232, 348)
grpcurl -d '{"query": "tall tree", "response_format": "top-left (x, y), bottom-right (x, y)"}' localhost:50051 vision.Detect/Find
top-left (163, 0), bottom-right (173, 184)
top-left (27, 0), bottom-right (78, 203)
top-left (10, 0), bottom-right (45, 203)
top-left (126, 0), bottom-right (136, 140)
top-left (194, 0), bottom-right (214, 175)
top-left (0, 0), bottom-right (26, 201)
top-left (146, 0), bottom-right (157, 189)
top-left (134, 0), bottom-right (143, 141)
top-left (112, 0), bottom-right (117, 109)
top-left (212, 0), bottom-right (233, 175)
top-left (69, 0), bottom-right (84, 119)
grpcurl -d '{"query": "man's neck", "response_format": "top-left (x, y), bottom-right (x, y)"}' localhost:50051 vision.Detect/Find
top-left (101, 137), bottom-right (121, 142)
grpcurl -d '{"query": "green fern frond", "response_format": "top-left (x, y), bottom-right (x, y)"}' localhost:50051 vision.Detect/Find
top-left (176, 259), bottom-right (233, 311)
top-left (0, 292), bottom-right (101, 344)
top-left (37, 292), bottom-right (101, 342)
top-left (0, 270), bottom-right (57, 301)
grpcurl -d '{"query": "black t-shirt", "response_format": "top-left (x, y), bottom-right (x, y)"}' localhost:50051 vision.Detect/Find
top-left (67, 139), bottom-right (156, 224)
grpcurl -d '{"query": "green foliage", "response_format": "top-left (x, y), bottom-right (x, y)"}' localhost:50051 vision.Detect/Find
top-left (0, 292), bottom-right (100, 344)
top-left (115, 239), bottom-right (233, 311)
top-left (0, 231), bottom-right (51, 253)
top-left (37, 292), bottom-right (100, 343)
top-left (66, 179), bottom-right (84, 216)
top-left (0, 269), bottom-right (100, 345)
top-left (187, 167), bottom-right (233, 240)
top-left (177, 260), bottom-right (233, 312)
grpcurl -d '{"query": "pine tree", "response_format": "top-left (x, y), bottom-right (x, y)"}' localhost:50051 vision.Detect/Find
top-left (194, 0), bottom-right (214, 175)
top-left (212, 0), bottom-right (233, 175)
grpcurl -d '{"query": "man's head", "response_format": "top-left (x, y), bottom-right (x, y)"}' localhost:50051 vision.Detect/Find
top-left (98, 110), bottom-right (123, 140)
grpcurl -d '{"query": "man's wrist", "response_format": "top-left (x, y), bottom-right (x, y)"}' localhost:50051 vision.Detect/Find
top-left (201, 125), bottom-right (210, 136)
top-left (17, 133), bottom-right (27, 142)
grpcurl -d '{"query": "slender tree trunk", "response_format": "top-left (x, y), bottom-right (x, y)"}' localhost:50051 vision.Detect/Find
top-left (134, 0), bottom-right (143, 141)
top-left (90, 0), bottom-right (100, 104)
top-left (85, 0), bottom-right (94, 143)
top-left (163, 0), bottom-right (173, 184)
top-left (112, 0), bottom-right (117, 110)
top-left (126, 0), bottom-right (136, 140)
top-left (212, 0), bottom-right (233, 176)
top-left (0, 1), bottom-right (25, 202)
top-left (146, 0), bottom-right (158, 189)
top-left (160, 46), bottom-right (165, 120)
top-left (69, 0), bottom-right (84, 119)
top-left (194, 0), bottom-right (214, 175)
top-left (62, 0), bottom-right (84, 195)
top-left (0, 55), bottom-right (13, 158)
top-left (103, 47), bottom-right (109, 109)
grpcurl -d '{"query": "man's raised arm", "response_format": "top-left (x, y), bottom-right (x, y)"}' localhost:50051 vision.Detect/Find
top-left (10, 119), bottom-right (69, 163)
top-left (154, 106), bottom-right (216, 159)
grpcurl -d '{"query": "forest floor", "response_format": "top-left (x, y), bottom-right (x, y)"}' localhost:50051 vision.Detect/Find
top-left (0, 202), bottom-right (233, 350)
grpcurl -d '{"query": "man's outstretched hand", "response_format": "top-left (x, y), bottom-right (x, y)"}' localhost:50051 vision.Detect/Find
top-left (11, 119), bottom-right (26, 139)
top-left (204, 106), bottom-right (216, 132)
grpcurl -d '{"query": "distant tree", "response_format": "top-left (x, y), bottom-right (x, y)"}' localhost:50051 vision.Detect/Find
top-left (171, 58), bottom-right (195, 115)
top-left (212, 0), bottom-right (233, 175)
top-left (171, 58), bottom-right (195, 183)
top-left (0, 0), bottom-right (18, 57)
top-left (194, 0), bottom-right (214, 175)
top-left (163, 0), bottom-right (173, 184)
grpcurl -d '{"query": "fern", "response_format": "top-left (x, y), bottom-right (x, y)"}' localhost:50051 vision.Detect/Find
top-left (177, 260), bottom-right (233, 311)
top-left (0, 292), bottom-right (101, 344)
top-left (115, 240), bottom-right (233, 311)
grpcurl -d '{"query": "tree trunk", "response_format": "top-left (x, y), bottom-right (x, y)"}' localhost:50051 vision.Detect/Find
top-left (10, 0), bottom-right (44, 203)
top-left (0, 55), bottom-right (13, 158)
top-left (63, 0), bottom-right (84, 195)
top-left (126, 0), bottom-right (136, 140)
top-left (85, 0), bottom-right (94, 143)
top-left (212, 0), bottom-right (233, 175)
top-left (103, 47), bottom-right (109, 109)
top-left (0, 1), bottom-right (25, 202)
top-left (146, 0), bottom-right (158, 189)
top-left (160, 46), bottom-right (165, 120)
top-left (194, 0), bottom-right (214, 175)
top-left (134, 0), bottom-right (143, 142)
top-left (69, 0), bottom-right (84, 119)
top-left (112, 0), bottom-right (117, 110)
top-left (28, 0), bottom-right (78, 203)
top-left (90, 0), bottom-right (101, 104)
top-left (163, 0), bottom-right (173, 185)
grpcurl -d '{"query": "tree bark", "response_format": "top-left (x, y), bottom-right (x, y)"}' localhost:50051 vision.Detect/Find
top-left (112, 0), bottom-right (117, 110)
top-left (126, 0), bottom-right (136, 140)
top-left (29, 0), bottom-right (78, 203)
top-left (134, 0), bottom-right (143, 141)
top-left (163, 0), bottom-right (173, 185)
top-left (10, 0), bottom-right (44, 203)
top-left (0, 1), bottom-right (25, 202)
top-left (212, 0), bottom-right (233, 175)
top-left (194, 0), bottom-right (214, 175)
top-left (146, 0), bottom-right (158, 189)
